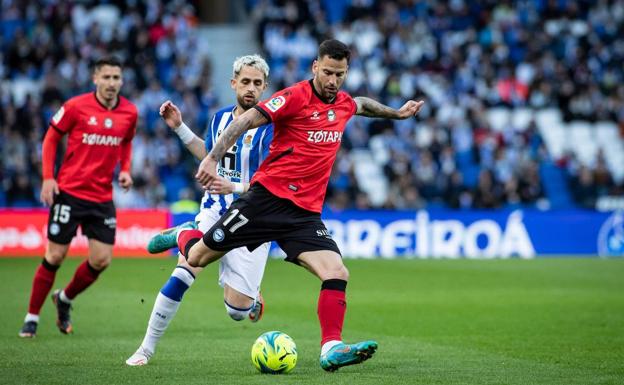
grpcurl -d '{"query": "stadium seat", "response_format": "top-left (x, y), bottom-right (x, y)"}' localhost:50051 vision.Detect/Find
top-left (351, 149), bottom-right (388, 206)
top-left (486, 107), bottom-right (511, 132)
top-left (511, 108), bottom-right (534, 132)
top-left (535, 108), bottom-right (562, 130)
top-left (538, 121), bottom-right (567, 160)
top-left (368, 136), bottom-right (390, 165)
top-left (569, 121), bottom-right (596, 166)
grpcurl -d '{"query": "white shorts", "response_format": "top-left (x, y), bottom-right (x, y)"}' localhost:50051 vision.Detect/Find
top-left (195, 208), bottom-right (269, 299)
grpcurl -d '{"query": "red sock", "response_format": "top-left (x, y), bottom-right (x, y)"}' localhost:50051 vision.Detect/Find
top-left (177, 229), bottom-right (203, 257)
top-left (28, 259), bottom-right (60, 315)
top-left (318, 279), bottom-right (347, 346)
top-left (64, 261), bottom-right (102, 300)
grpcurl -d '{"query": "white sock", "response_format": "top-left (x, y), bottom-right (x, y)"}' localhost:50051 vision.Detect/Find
top-left (140, 267), bottom-right (195, 354)
top-left (59, 290), bottom-right (71, 304)
top-left (25, 313), bottom-right (39, 323)
top-left (224, 301), bottom-right (253, 321)
top-left (321, 340), bottom-right (343, 356)
top-left (141, 293), bottom-right (180, 354)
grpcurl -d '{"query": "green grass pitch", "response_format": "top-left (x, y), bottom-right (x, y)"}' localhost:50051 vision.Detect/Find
top-left (0, 257), bottom-right (623, 385)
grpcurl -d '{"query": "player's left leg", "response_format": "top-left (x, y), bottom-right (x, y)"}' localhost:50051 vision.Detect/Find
top-left (297, 250), bottom-right (378, 372)
top-left (52, 239), bottom-right (112, 334)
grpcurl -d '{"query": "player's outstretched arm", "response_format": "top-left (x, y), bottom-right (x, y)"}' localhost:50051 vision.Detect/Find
top-left (196, 108), bottom-right (267, 188)
top-left (159, 100), bottom-right (207, 160)
top-left (354, 97), bottom-right (424, 120)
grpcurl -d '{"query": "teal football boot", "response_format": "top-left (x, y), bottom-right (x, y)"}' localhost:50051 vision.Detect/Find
top-left (147, 221), bottom-right (198, 253)
top-left (319, 340), bottom-right (378, 372)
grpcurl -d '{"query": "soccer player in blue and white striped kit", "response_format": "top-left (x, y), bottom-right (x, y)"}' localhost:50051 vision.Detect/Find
top-left (126, 55), bottom-right (273, 366)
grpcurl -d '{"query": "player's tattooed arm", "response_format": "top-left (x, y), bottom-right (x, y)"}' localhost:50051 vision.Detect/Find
top-left (197, 108), bottom-right (267, 188)
top-left (208, 108), bottom-right (268, 162)
top-left (354, 97), bottom-right (424, 120)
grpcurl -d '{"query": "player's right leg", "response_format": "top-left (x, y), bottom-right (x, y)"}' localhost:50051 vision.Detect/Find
top-left (222, 284), bottom-right (256, 321)
top-left (219, 242), bottom-right (270, 322)
top-left (19, 241), bottom-right (69, 338)
top-left (20, 191), bottom-right (77, 338)
top-left (126, 255), bottom-right (202, 366)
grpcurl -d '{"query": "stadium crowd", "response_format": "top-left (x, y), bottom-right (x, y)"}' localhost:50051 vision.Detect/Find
top-left (252, 0), bottom-right (624, 210)
top-left (1, 0), bottom-right (213, 209)
top-left (2, 0), bottom-right (623, 210)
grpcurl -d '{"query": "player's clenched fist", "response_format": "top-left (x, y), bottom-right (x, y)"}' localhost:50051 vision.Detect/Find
top-left (118, 171), bottom-right (133, 191)
top-left (159, 100), bottom-right (182, 129)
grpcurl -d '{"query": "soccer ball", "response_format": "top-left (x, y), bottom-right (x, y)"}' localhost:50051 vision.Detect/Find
top-left (251, 331), bottom-right (297, 374)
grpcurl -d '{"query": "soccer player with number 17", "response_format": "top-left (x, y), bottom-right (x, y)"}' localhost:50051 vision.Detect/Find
top-left (179, 39), bottom-right (424, 371)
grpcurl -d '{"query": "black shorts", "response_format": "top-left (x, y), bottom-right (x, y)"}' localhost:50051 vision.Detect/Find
top-left (47, 190), bottom-right (116, 245)
top-left (203, 183), bottom-right (340, 264)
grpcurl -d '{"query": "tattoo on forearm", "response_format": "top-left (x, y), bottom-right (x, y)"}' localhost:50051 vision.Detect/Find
top-left (209, 119), bottom-right (249, 161)
top-left (209, 109), bottom-right (266, 161)
top-left (355, 97), bottom-right (398, 118)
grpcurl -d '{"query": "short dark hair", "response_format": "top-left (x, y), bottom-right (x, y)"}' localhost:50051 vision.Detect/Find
top-left (318, 39), bottom-right (351, 63)
top-left (93, 56), bottom-right (123, 71)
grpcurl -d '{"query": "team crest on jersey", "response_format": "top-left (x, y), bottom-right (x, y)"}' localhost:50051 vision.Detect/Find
top-left (244, 134), bottom-right (253, 146)
top-left (213, 228), bottom-right (225, 242)
top-left (327, 110), bottom-right (336, 122)
top-left (104, 118), bottom-right (113, 128)
top-left (49, 223), bottom-right (60, 236)
top-left (88, 116), bottom-right (98, 125)
top-left (265, 96), bottom-right (286, 112)
top-left (52, 107), bottom-right (65, 124)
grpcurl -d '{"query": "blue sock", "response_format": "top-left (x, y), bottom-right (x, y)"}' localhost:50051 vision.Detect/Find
top-left (160, 266), bottom-right (195, 301)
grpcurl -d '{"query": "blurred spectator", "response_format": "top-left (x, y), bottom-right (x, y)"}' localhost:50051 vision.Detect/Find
top-left (6, 173), bottom-right (37, 207)
top-left (473, 170), bottom-right (504, 209)
top-left (570, 166), bottom-right (597, 209)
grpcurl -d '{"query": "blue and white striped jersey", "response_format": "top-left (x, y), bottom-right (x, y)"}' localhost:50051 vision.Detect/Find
top-left (201, 105), bottom-right (273, 215)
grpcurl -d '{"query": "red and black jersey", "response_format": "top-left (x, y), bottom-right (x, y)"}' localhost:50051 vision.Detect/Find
top-left (252, 80), bottom-right (357, 213)
top-left (48, 92), bottom-right (137, 203)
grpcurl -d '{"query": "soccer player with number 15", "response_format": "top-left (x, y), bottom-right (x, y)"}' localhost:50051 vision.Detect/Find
top-left (19, 57), bottom-right (137, 338)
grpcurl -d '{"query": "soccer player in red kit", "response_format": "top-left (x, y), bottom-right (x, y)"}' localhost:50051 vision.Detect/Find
top-left (19, 57), bottom-right (137, 338)
top-left (177, 40), bottom-right (423, 371)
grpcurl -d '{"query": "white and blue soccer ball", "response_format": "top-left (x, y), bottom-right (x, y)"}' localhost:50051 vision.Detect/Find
top-left (251, 331), bottom-right (297, 374)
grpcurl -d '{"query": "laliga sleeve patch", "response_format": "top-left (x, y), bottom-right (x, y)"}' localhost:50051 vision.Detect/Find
top-left (52, 106), bottom-right (65, 124)
top-left (265, 96), bottom-right (286, 112)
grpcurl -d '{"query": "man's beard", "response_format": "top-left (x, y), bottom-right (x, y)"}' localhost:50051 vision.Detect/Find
top-left (238, 96), bottom-right (257, 110)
